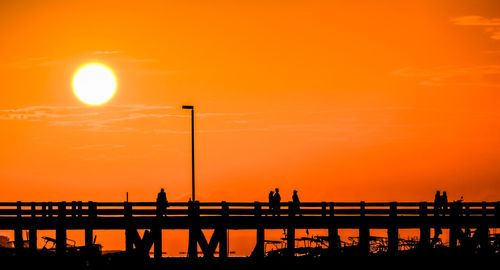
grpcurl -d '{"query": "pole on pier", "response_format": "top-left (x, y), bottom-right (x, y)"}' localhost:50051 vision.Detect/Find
top-left (387, 202), bottom-right (398, 255)
top-left (182, 105), bottom-right (196, 202)
top-left (419, 202), bottom-right (430, 249)
top-left (56, 201), bottom-right (67, 256)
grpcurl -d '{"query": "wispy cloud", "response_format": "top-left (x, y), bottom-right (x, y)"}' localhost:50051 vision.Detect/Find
top-left (0, 105), bottom-right (179, 132)
top-left (0, 105), bottom-right (269, 134)
top-left (71, 144), bottom-right (126, 150)
top-left (2, 105), bottom-right (454, 145)
top-left (451, 16), bottom-right (500, 26)
top-left (392, 65), bottom-right (500, 87)
top-left (451, 15), bottom-right (500, 40)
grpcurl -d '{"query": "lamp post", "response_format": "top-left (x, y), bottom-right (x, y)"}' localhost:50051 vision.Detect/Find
top-left (182, 105), bottom-right (195, 202)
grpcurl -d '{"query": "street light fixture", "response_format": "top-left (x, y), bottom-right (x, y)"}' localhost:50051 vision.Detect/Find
top-left (182, 105), bottom-right (195, 202)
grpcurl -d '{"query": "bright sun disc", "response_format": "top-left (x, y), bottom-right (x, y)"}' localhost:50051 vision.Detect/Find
top-left (73, 63), bottom-right (116, 105)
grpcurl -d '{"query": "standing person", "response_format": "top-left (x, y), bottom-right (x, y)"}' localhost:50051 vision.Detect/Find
top-left (268, 190), bottom-right (274, 216)
top-left (292, 190), bottom-right (302, 216)
top-left (156, 188), bottom-right (168, 217)
top-left (273, 188), bottom-right (281, 217)
top-left (434, 190), bottom-right (441, 216)
top-left (442, 191), bottom-right (448, 216)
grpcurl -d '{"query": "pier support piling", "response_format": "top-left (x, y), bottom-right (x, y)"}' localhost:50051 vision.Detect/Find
top-left (419, 202), bottom-right (430, 249)
top-left (359, 201), bottom-right (370, 255)
top-left (56, 201), bottom-right (67, 256)
top-left (387, 202), bottom-right (398, 255)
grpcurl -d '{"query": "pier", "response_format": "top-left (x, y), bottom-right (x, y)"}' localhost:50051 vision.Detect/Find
top-left (1, 201), bottom-right (499, 259)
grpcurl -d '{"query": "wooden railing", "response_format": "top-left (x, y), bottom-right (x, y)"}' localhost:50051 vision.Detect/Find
top-left (1, 201), bottom-right (499, 218)
top-left (2, 201), bottom-right (499, 258)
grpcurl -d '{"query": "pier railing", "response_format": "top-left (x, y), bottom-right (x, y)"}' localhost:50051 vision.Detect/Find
top-left (0, 201), bottom-right (499, 218)
top-left (2, 200), bottom-right (499, 258)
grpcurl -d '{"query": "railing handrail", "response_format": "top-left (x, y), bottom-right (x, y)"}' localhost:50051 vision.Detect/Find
top-left (1, 201), bottom-right (498, 219)
top-left (1, 201), bottom-right (498, 207)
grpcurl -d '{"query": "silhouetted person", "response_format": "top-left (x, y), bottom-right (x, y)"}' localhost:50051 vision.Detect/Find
top-left (442, 191), bottom-right (448, 215)
top-left (434, 190), bottom-right (441, 216)
top-left (432, 190), bottom-right (442, 246)
top-left (268, 190), bottom-right (274, 216)
top-left (454, 196), bottom-right (464, 216)
top-left (156, 188), bottom-right (168, 217)
top-left (273, 188), bottom-right (281, 217)
top-left (292, 190), bottom-right (302, 216)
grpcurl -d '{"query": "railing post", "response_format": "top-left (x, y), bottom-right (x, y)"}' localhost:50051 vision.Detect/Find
top-left (42, 202), bottom-right (47, 218)
top-left (219, 201), bottom-right (228, 258)
top-left (78, 201), bottom-right (83, 218)
top-left (124, 201), bottom-right (134, 253)
top-left (359, 201), bottom-right (369, 255)
top-left (321, 202), bottom-right (327, 218)
top-left (419, 202), bottom-right (430, 249)
top-left (56, 201), bottom-right (67, 256)
top-left (321, 201), bottom-right (328, 254)
top-left (328, 202), bottom-right (339, 256)
top-left (154, 200), bottom-right (163, 260)
top-left (286, 201), bottom-right (295, 257)
top-left (15, 201), bottom-right (23, 253)
top-left (495, 202), bottom-right (500, 219)
top-left (85, 201), bottom-right (95, 248)
top-left (70, 201), bottom-right (76, 218)
top-left (495, 202), bottom-right (500, 220)
top-left (253, 202), bottom-right (264, 260)
top-left (388, 202), bottom-right (398, 255)
top-left (48, 202), bottom-right (53, 218)
top-left (449, 202), bottom-right (458, 248)
top-left (188, 201), bottom-right (199, 259)
top-left (479, 201), bottom-right (489, 253)
top-left (29, 202), bottom-right (37, 251)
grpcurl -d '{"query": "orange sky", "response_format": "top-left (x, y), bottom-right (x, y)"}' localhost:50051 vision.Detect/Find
top-left (2, 0), bottom-right (500, 203)
top-left (1, 0), bottom-right (500, 252)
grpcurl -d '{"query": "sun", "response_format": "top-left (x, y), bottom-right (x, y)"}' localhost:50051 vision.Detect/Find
top-left (72, 63), bottom-right (117, 105)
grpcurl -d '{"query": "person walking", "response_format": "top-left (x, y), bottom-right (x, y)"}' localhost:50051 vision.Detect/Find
top-left (434, 190), bottom-right (441, 216)
top-left (268, 190), bottom-right (274, 216)
top-left (156, 188), bottom-right (168, 217)
top-left (273, 188), bottom-right (281, 217)
top-left (292, 190), bottom-right (302, 216)
top-left (442, 191), bottom-right (448, 216)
